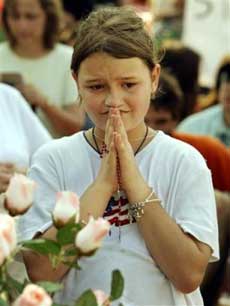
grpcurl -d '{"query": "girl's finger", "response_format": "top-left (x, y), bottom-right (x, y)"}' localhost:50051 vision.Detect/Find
top-left (112, 111), bottom-right (128, 143)
top-left (104, 116), bottom-right (112, 146)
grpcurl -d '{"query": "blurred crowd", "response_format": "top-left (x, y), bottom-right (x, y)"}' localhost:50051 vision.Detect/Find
top-left (0, 1), bottom-right (229, 306)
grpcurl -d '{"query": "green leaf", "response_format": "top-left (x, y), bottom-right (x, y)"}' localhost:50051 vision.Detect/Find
top-left (62, 261), bottom-right (81, 270)
top-left (74, 289), bottom-right (98, 306)
top-left (64, 247), bottom-right (79, 257)
top-left (118, 304), bottom-right (124, 306)
top-left (36, 281), bottom-right (63, 293)
top-left (56, 223), bottom-right (82, 246)
top-left (0, 297), bottom-right (8, 306)
top-left (5, 274), bottom-right (25, 296)
top-left (110, 270), bottom-right (124, 301)
top-left (21, 239), bottom-right (61, 255)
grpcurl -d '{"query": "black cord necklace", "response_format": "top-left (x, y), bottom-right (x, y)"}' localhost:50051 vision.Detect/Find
top-left (92, 127), bottom-right (101, 154)
top-left (133, 125), bottom-right (149, 155)
top-left (92, 125), bottom-right (149, 157)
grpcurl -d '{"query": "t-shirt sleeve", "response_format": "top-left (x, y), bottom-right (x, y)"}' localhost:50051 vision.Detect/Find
top-left (17, 143), bottom-right (61, 241)
top-left (171, 148), bottom-right (219, 262)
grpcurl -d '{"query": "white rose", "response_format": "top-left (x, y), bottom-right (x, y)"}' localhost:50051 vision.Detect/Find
top-left (53, 191), bottom-right (80, 228)
top-left (93, 289), bottom-right (110, 306)
top-left (75, 216), bottom-right (110, 254)
top-left (13, 284), bottom-right (52, 306)
top-left (0, 214), bottom-right (17, 266)
top-left (5, 174), bottom-right (36, 216)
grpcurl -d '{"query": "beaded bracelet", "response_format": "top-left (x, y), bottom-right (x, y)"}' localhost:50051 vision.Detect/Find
top-left (128, 189), bottom-right (160, 223)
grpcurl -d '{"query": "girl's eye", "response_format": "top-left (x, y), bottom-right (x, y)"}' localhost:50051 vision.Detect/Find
top-left (88, 84), bottom-right (104, 91)
top-left (26, 14), bottom-right (39, 20)
top-left (123, 83), bottom-right (137, 89)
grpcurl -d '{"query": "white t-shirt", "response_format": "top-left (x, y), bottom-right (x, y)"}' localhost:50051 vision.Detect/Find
top-left (0, 83), bottom-right (51, 168)
top-left (18, 131), bottom-right (219, 306)
top-left (0, 42), bottom-right (78, 136)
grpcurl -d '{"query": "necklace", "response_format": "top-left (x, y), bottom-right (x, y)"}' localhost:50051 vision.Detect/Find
top-left (133, 125), bottom-right (148, 155)
top-left (92, 125), bottom-right (149, 156)
top-left (93, 130), bottom-right (152, 143)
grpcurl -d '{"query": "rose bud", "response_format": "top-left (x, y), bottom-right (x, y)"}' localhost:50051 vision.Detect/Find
top-left (5, 174), bottom-right (36, 216)
top-left (75, 216), bottom-right (110, 254)
top-left (13, 284), bottom-right (52, 306)
top-left (53, 191), bottom-right (80, 228)
top-left (0, 214), bottom-right (17, 265)
top-left (93, 290), bottom-right (110, 306)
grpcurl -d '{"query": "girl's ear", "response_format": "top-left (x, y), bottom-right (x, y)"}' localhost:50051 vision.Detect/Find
top-left (151, 64), bottom-right (161, 93)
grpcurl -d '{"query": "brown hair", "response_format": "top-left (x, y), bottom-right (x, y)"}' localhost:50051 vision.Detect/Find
top-left (2, 0), bottom-right (62, 49)
top-left (215, 55), bottom-right (230, 91)
top-left (71, 6), bottom-right (158, 74)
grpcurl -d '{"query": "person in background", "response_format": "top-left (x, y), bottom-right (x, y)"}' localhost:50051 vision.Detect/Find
top-left (177, 60), bottom-right (230, 147)
top-left (0, 0), bottom-right (84, 138)
top-left (161, 40), bottom-right (201, 119)
top-left (18, 7), bottom-right (218, 306)
top-left (153, 0), bottom-right (185, 41)
top-left (0, 83), bottom-right (51, 195)
top-left (197, 55), bottom-right (230, 111)
top-left (59, 0), bottom-right (95, 46)
top-left (145, 70), bottom-right (230, 306)
top-left (62, 0), bottom-right (95, 21)
top-left (118, 0), bottom-right (154, 34)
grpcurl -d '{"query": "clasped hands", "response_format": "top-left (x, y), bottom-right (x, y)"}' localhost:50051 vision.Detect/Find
top-left (96, 108), bottom-right (142, 195)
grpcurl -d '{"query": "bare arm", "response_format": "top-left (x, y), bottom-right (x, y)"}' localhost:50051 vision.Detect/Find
top-left (16, 83), bottom-right (85, 136)
top-left (39, 103), bottom-right (85, 136)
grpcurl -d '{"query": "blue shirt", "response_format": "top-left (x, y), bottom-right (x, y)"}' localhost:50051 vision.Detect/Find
top-left (177, 105), bottom-right (230, 147)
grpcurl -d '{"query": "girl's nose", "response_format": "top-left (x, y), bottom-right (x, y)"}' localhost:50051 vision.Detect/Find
top-left (104, 92), bottom-right (122, 108)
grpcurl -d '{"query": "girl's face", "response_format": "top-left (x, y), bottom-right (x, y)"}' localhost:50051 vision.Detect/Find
top-left (7, 0), bottom-right (46, 47)
top-left (75, 52), bottom-right (160, 133)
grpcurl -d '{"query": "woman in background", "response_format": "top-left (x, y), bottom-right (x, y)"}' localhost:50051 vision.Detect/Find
top-left (0, 0), bottom-right (84, 138)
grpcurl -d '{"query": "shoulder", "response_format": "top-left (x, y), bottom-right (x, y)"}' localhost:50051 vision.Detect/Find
top-left (148, 131), bottom-right (207, 168)
top-left (178, 105), bottom-right (222, 127)
top-left (46, 44), bottom-right (73, 68)
top-left (32, 132), bottom-right (85, 163)
top-left (52, 43), bottom-right (73, 57)
top-left (0, 83), bottom-right (23, 105)
top-left (0, 41), bottom-right (10, 52)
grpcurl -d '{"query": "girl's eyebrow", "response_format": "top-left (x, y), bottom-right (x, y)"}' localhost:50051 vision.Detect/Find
top-left (84, 76), bottom-right (139, 84)
top-left (84, 79), bottom-right (104, 84)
